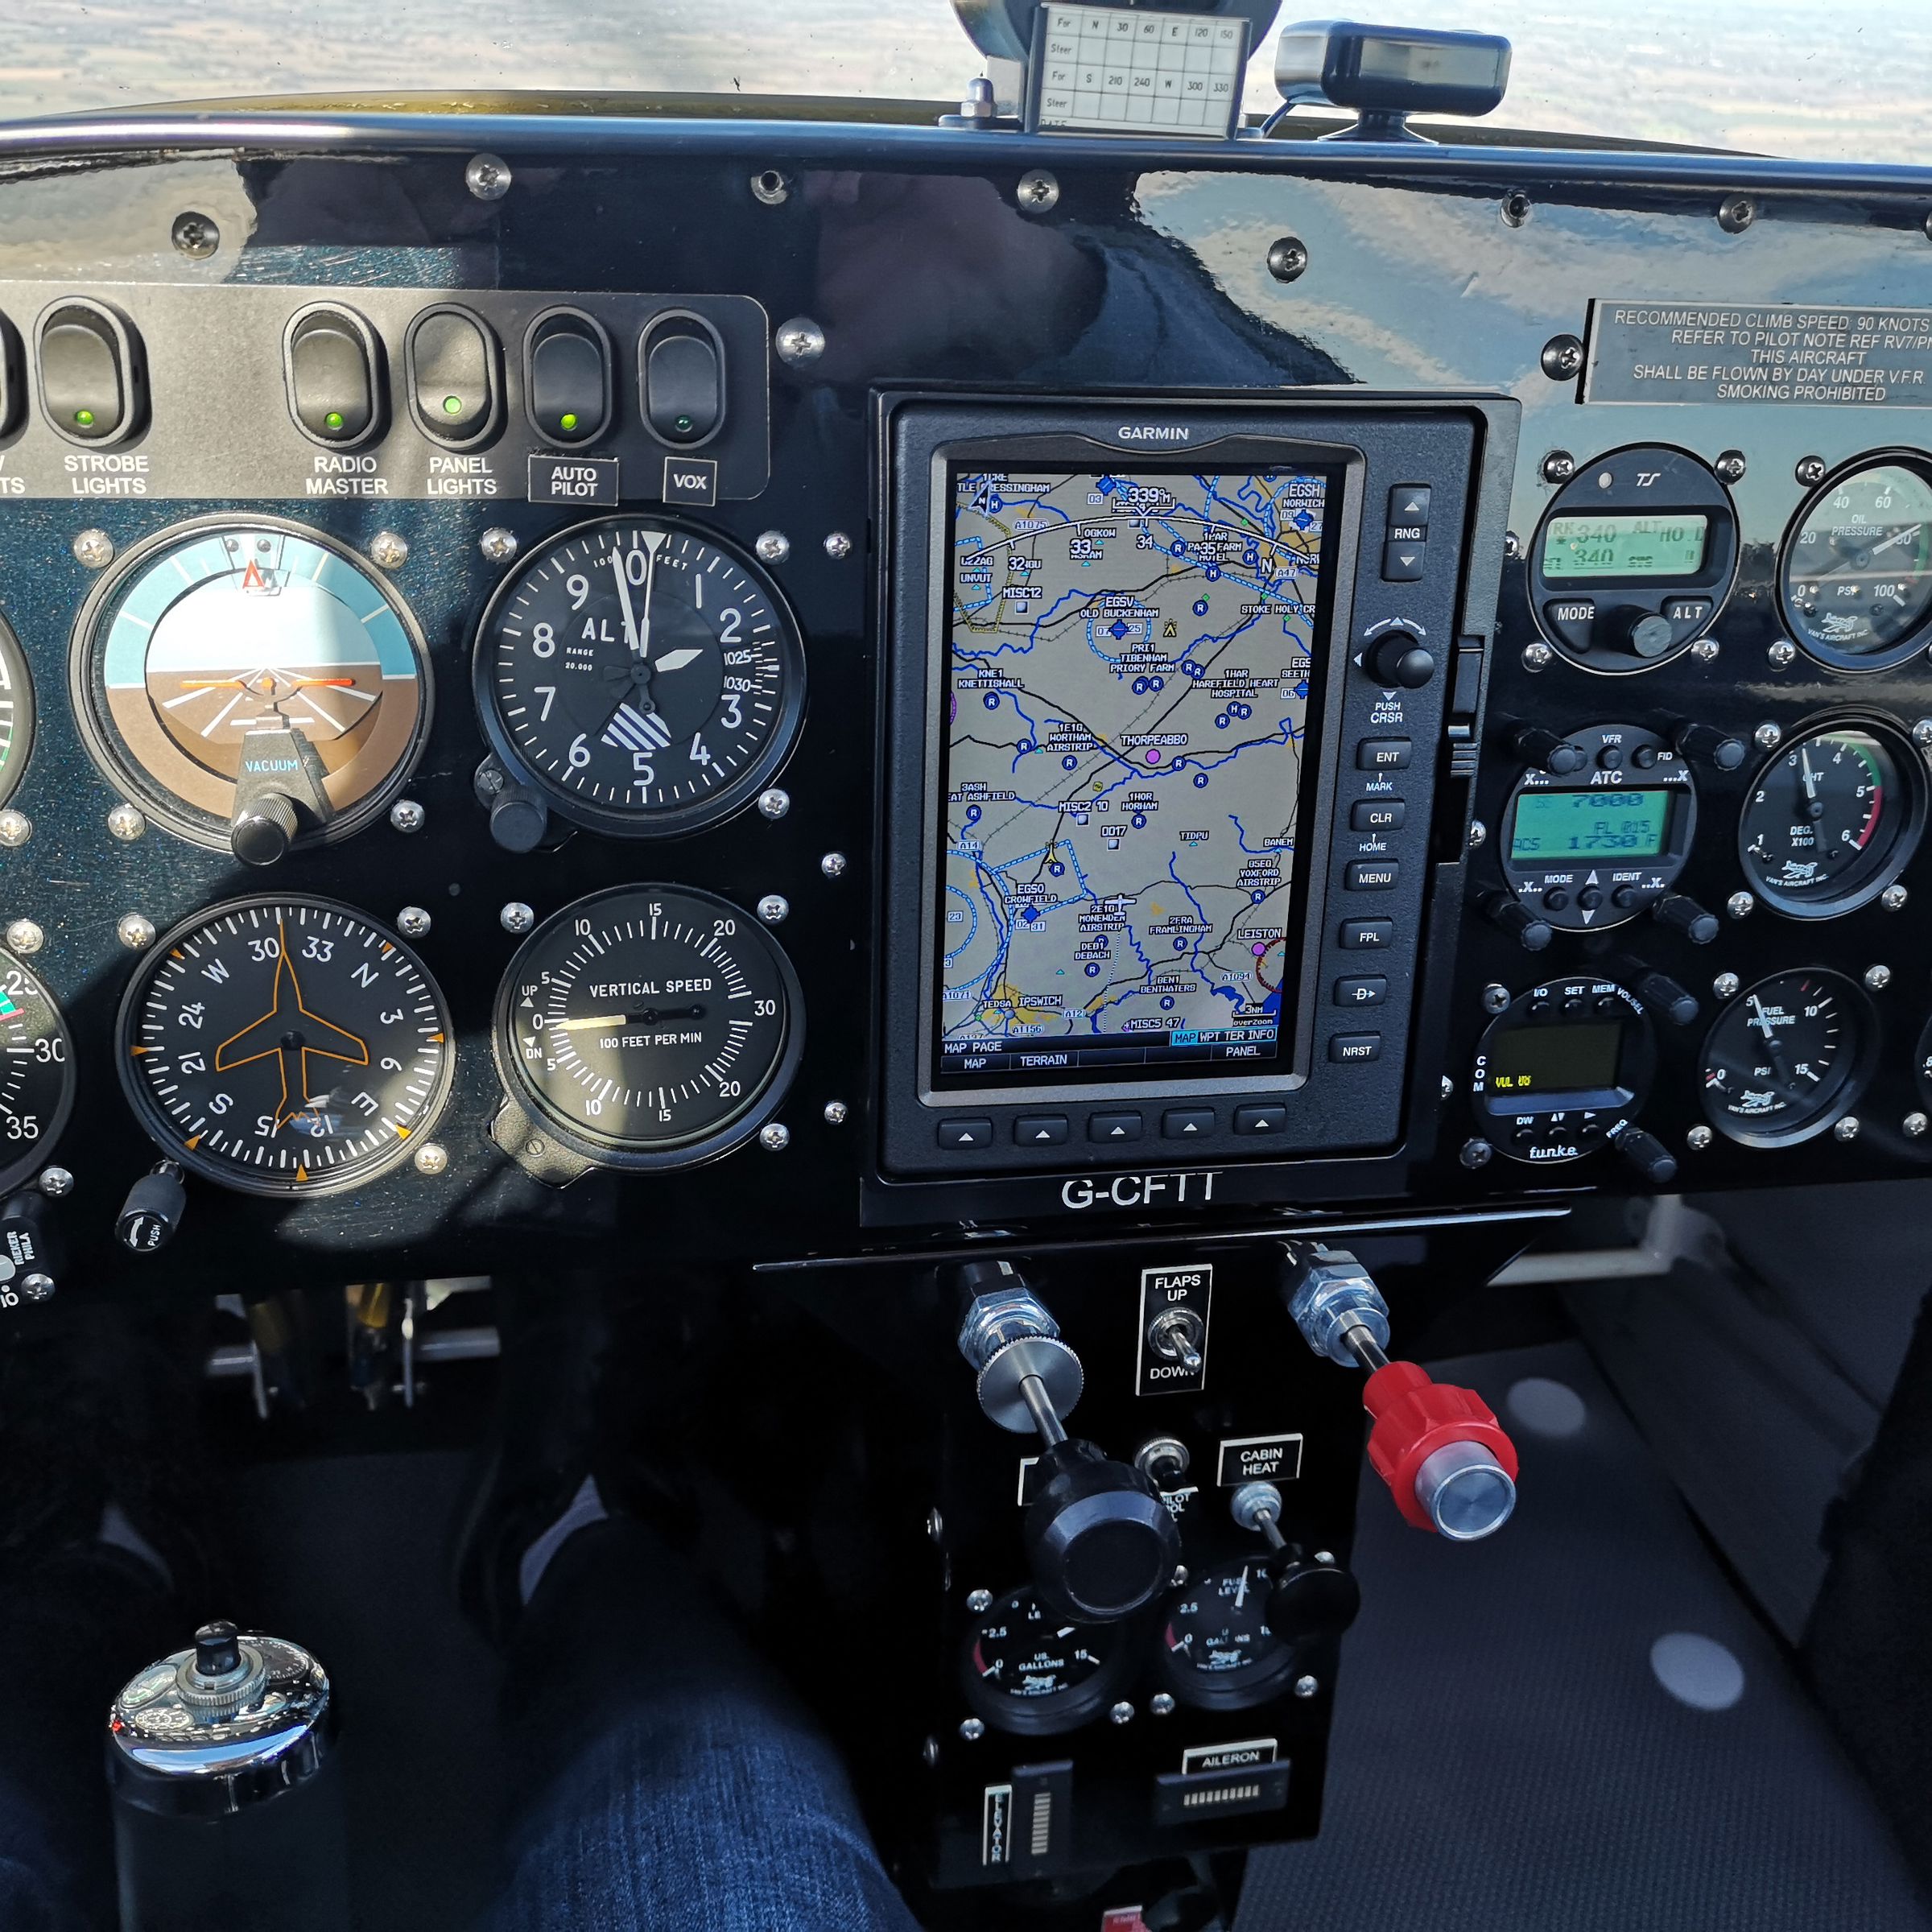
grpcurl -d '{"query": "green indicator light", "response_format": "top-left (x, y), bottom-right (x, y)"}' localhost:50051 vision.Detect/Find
top-left (324, 410), bottom-right (345, 431)
top-left (560, 412), bottom-right (580, 431)
top-left (675, 415), bottom-right (694, 433)
top-left (442, 394), bottom-right (463, 416)
top-left (74, 408), bottom-right (95, 427)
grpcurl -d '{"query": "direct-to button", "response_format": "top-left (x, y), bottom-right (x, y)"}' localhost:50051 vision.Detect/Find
top-left (1014, 1115), bottom-right (1069, 1146)
top-left (1381, 539), bottom-right (1426, 582)
top-left (1389, 483), bottom-right (1430, 527)
top-left (1356, 739), bottom-right (1412, 772)
top-left (406, 304), bottom-right (502, 446)
top-left (1339, 919), bottom-right (1395, 949)
top-left (1350, 799), bottom-right (1405, 832)
top-left (640, 312), bottom-right (726, 447)
top-left (38, 298), bottom-right (146, 444)
top-left (1233, 1104), bottom-right (1288, 1135)
top-left (1162, 1108), bottom-right (1216, 1140)
top-left (938, 1118), bottom-right (993, 1150)
top-left (283, 303), bottom-right (382, 448)
top-left (1088, 1110), bottom-right (1144, 1144)
top-left (1345, 861), bottom-right (1399, 891)
top-left (1329, 1033), bottom-right (1384, 1063)
top-left (1334, 974), bottom-right (1388, 1007)
top-left (525, 307), bottom-right (613, 447)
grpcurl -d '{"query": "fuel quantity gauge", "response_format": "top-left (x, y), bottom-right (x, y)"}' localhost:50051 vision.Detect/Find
top-left (1157, 1559), bottom-right (1297, 1711)
top-left (960, 1586), bottom-right (1129, 1736)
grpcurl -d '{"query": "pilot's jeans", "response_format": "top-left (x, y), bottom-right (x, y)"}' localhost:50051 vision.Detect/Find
top-left (489, 1517), bottom-right (922, 1932)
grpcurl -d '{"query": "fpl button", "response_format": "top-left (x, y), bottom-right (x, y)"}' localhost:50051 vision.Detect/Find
top-left (525, 308), bottom-right (612, 447)
top-left (1014, 1115), bottom-right (1069, 1146)
top-left (938, 1118), bottom-right (993, 1150)
top-left (407, 304), bottom-right (502, 445)
top-left (1357, 739), bottom-right (1412, 772)
top-left (284, 304), bottom-right (382, 447)
top-left (1339, 919), bottom-right (1394, 949)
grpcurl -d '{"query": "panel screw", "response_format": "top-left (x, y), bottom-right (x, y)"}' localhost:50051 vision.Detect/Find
top-left (464, 152), bottom-right (512, 200)
top-left (1501, 189), bottom-right (1533, 228)
top-left (1468, 819), bottom-right (1488, 848)
top-left (1713, 972), bottom-right (1740, 999)
top-left (1727, 892), bottom-right (1755, 919)
top-left (824, 530), bottom-right (853, 559)
top-left (774, 316), bottom-right (826, 366)
top-left (1753, 721), bottom-right (1781, 750)
top-left (37, 1166), bottom-right (72, 1199)
top-left (1713, 449), bottom-right (1748, 484)
top-left (1835, 1115), bottom-right (1861, 1143)
top-left (1504, 530), bottom-right (1523, 560)
top-left (1460, 1137), bottom-right (1494, 1169)
top-left (3, 919), bottom-right (43, 956)
top-left (170, 211), bottom-right (219, 259)
top-left (755, 530), bottom-right (791, 565)
top-left (1541, 450), bottom-right (1575, 485)
top-left (1882, 884), bottom-right (1909, 911)
top-left (114, 913), bottom-right (153, 951)
top-left (758, 894), bottom-right (790, 923)
top-left (21, 1274), bottom-right (53, 1304)
top-left (750, 167), bottom-right (791, 206)
top-left (1521, 641), bottom-right (1553, 671)
top-left (957, 1719), bottom-right (984, 1743)
top-left (397, 906), bottom-right (431, 939)
top-left (1913, 719), bottom-right (1932, 749)
top-left (1266, 235), bottom-right (1308, 283)
top-left (820, 851), bottom-right (848, 877)
top-left (1539, 334), bottom-right (1583, 381)
top-left (369, 530), bottom-right (409, 571)
top-left (1796, 455), bottom-right (1827, 486)
top-left (72, 529), bottom-right (114, 569)
top-left (824, 1100), bottom-right (849, 1125)
top-left (479, 527), bottom-right (518, 565)
top-left (922, 1736), bottom-right (941, 1765)
top-left (0, 811), bottom-right (31, 849)
top-left (1768, 640), bottom-right (1797, 669)
top-left (1018, 169), bottom-right (1060, 213)
top-left (757, 787), bottom-right (791, 820)
top-left (1108, 1701), bottom-right (1134, 1725)
top-left (966, 1588), bottom-right (992, 1612)
top-left (1481, 982), bottom-right (1510, 1014)
top-left (390, 799), bottom-right (425, 835)
top-left (106, 803), bottom-right (146, 841)
top-left (758, 1121), bottom-right (791, 1152)
top-left (1907, 1113), bottom-right (1929, 1138)
top-left (1718, 194), bottom-right (1757, 233)
top-left (1440, 1075), bottom-right (1455, 1099)
top-left (500, 902), bottom-right (535, 935)
top-left (524, 1138), bottom-right (546, 1157)
top-left (926, 1508), bottom-right (943, 1543)
top-left (1294, 1674), bottom-right (1320, 1699)
top-left (1170, 1565), bottom-right (1188, 1588)
top-left (1150, 1692), bottom-right (1177, 1715)
top-left (1690, 638), bottom-right (1720, 664)
top-left (1864, 963), bottom-right (1892, 991)
top-left (413, 1142), bottom-right (448, 1176)
top-left (1686, 1125), bottom-right (1715, 1151)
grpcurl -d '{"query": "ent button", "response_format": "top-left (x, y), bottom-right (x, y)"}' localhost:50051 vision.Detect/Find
top-left (1356, 739), bottom-right (1412, 771)
top-left (285, 306), bottom-right (380, 445)
top-left (407, 304), bottom-right (502, 444)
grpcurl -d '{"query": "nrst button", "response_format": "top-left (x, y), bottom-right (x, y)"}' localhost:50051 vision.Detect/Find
top-left (1329, 1034), bottom-right (1384, 1063)
top-left (1339, 919), bottom-right (1394, 949)
top-left (1014, 1115), bottom-right (1069, 1146)
top-left (938, 1118), bottom-right (993, 1150)
top-left (1357, 739), bottom-right (1412, 771)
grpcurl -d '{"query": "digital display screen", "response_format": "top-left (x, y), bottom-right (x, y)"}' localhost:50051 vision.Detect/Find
top-left (1486, 1023), bottom-right (1624, 1102)
top-left (1542, 514), bottom-right (1709, 580)
top-left (935, 464), bottom-right (1334, 1085)
top-left (1510, 789), bottom-right (1674, 861)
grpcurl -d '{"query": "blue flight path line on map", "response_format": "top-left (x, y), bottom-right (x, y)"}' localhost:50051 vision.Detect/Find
top-left (1228, 812), bottom-right (1297, 857)
top-left (941, 883), bottom-right (979, 963)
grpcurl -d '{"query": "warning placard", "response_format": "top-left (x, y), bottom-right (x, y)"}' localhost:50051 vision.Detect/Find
top-left (1584, 300), bottom-right (1932, 407)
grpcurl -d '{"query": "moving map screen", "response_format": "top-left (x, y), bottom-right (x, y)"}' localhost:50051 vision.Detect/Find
top-left (935, 464), bottom-right (1335, 1085)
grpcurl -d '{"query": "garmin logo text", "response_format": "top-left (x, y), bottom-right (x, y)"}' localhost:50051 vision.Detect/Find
top-left (1116, 424), bottom-right (1191, 444)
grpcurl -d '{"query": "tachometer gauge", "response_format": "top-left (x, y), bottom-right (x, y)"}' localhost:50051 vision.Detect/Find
top-left (474, 516), bottom-right (804, 837)
top-left (0, 614), bottom-right (35, 808)
top-left (961, 1585), bottom-right (1129, 1736)
top-left (73, 518), bottom-right (431, 856)
top-left (1157, 1559), bottom-right (1297, 1711)
top-left (1782, 460), bottom-right (1932, 668)
top-left (0, 954), bottom-right (75, 1192)
top-left (1697, 971), bottom-right (1868, 1147)
top-left (117, 897), bottom-right (454, 1196)
top-left (1738, 724), bottom-right (1925, 916)
top-left (492, 885), bottom-right (802, 1173)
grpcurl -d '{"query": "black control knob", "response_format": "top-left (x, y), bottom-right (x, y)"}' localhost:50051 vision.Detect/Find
top-left (1653, 893), bottom-right (1719, 944)
top-left (1267, 1550), bottom-right (1362, 1645)
top-left (118, 1161), bottom-right (187, 1254)
top-left (1024, 1438), bottom-right (1181, 1624)
top-left (192, 1620), bottom-right (243, 1679)
top-left (1511, 725), bottom-right (1587, 776)
top-left (1365, 632), bottom-right (1435, 688)
top-left (1613, 1126), bottom-right (1679, 1187)
top-left (1672, 722), bottom-right (1746, 772)
top-left (489, 784), bottom-right (551, 854)
top-left (1483, 893), bottom-right (1552, 952)
top-left (1627, 613), bottom-right (1676, 658)
top-left (0, 1188), bottom-right (62, 1303)
top-left (229, 791), bottom-right (299, 868)
top-left (1637, 971), bottom-right (1699, 1027)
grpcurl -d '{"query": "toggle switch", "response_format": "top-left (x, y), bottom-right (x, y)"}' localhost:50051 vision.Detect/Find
top-left (639, 312), bottom-right (724, 447)
top-left (525, 307), bottom-right (612, 447)
top-left (284, 304), bottom-right (383, 447)
top-left (407, 304), bottom-right (501, 445)
top-left (38, 298), bottom-right (146, 444)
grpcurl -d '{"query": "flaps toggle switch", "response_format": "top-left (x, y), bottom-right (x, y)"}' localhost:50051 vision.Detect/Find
top-left (640, 312), bottom-right (725, 447)
top-left (525, 307), bottom-right (613, 447)
top-left (284, 305), bottom-right (383, 446)
top-left (407, 304), bottom-right (502, 445)
top-left (38, 298), bottom-right (146, 444)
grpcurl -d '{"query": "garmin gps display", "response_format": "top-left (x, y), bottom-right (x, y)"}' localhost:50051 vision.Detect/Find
top-left (935, 465), bottom-right (1334, 1084)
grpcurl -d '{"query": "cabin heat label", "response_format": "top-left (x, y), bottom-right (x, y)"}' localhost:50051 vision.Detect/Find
top-left (1584, 300), bottom-right (1932, 407)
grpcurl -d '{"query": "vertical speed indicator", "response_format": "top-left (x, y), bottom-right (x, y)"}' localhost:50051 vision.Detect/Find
top-left (473, 517), bottom-right (805, 838)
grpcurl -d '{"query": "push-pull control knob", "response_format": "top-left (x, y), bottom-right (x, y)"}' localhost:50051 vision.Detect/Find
top-left (1652, 893), bottom-right (1719, 944)
top-left (1364, 631), bottom-right (1435, 689)
top-left (953, 1259), bottom-right (1180, 1622)
top-left (1511, 725), bottom-right (1587, 776)
top-left (0, 1188), bottom-right (62, 1303)
top-left (1612, 1125), bottom-right (1678, 1187)
top-left (1229, 1481), bottom-right (1362, 1645)
top-left (118, 1160), bottom-right (187, 1254)
top-left (488, 783), bottom-right (551, 854)
top-left (1672, 722), bottom-right (1746, 772)
top-left (1637, 971), bottom-right (1699, 1027)
top-left (1483, 892), bottom-right (1552, 952)
top-left (1281, 1245), bottom-right (1519, 1540)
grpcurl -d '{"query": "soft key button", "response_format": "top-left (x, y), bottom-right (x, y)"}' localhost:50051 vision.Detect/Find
top-left (284, 304), bottom-right (382, 447)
